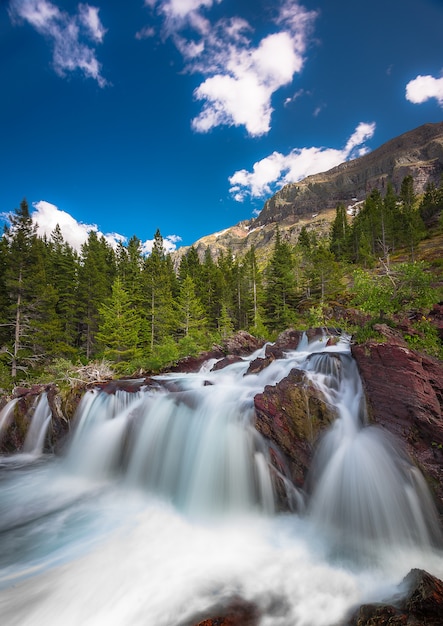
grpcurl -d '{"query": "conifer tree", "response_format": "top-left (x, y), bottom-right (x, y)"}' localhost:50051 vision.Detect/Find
top-left (96, 277), bottom-right (142, 369)
top-left (47, 224), bottom-right (79, 354)
top-left (200, 248), bottom-right (223, 330)
top-left (2, 199), bottom-right (40, 376)
top-left (264, 227), bottom-right (297, 331)
top-left (399, 175), bottom-right (425, 260)
top-left (142, 229), bottom-right (177, 352)
top-left (176, 274), bottom-right (209, 355)
top-left (330, 204), bottom-right (351, 260)
top-left (77, 231), bottom-right (116, 359)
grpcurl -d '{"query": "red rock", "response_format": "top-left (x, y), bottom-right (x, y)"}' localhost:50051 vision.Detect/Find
top-left (254, 368), bottom-right (337, 500)
top-left (351, 341), bottom-right (443, 514)
top-left (191, 598), bottom-right (259, 626)
top-left (211, 355), bottom-right (244, 371)
top-left (348, 569), bottom-right (443, 625)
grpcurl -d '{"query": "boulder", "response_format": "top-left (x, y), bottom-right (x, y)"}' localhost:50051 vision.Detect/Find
top-left (211, 355), bottom-right (244, 371)
top-left (221, 330), bottom-right (265, 356)
top-left (348, 569), bottom-right (443, 625)
top-left (245, 354), bottom-right (275, 376)
top-left (190, 597), bottom-right (259, 626)
top-left (254, 368), bottom-right (337, 498)
top-left (351, 340), bottom-right (443, 514)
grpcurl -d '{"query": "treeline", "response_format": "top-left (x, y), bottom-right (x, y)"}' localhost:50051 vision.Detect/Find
top-left (0, 175), bottom-right (442, 385)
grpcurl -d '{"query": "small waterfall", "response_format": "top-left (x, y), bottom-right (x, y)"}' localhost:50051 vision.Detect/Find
top-left (65, 367), bottom-right (277, 516)
top-left (303, 351), bottom-right (442, 562)
top-left (0, 335), bottom-right (442, 626)
top-left (0, 398), bottom-right (18, 445)
top-left (22, 393), bottom-right (52, 455)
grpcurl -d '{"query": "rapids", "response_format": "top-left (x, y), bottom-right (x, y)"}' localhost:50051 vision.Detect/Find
top-left (0, 334), bottom-right (442, 625)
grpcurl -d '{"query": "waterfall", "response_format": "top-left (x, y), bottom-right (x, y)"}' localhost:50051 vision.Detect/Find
top-left (0, 398), bottom-right (18, 444)
top-left (302, 352), bottom-right (442, 562)
top-left (0, 335), bottom-right (442, 626)
top-left (22, 393), bottom-right (52, 455)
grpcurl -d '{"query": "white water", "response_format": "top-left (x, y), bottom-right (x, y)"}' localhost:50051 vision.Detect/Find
top-left (0, 335), bottom-right (442, 625)
top-left (0, 397), bottom-right (18, 444)
top-left (22, 393), bottom-right (52, 455)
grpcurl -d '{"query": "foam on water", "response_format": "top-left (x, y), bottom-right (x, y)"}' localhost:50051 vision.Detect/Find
top-left (0, 332), bottom-right (442, 625)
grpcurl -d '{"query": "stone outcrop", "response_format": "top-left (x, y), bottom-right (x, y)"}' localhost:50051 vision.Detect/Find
top-left (0, 383), bottom-right (71, 454)
top-left (351, 340), bottom-right (443, 515)
top-left (173, 122), bottom-right (443, 263)
top-left (256, 121), bottom-right (443, 227)
top-left (254, 367), bottom-right (337, 502)
top-left (348, 569), bottom-right (443, 626)
top-left (190, 597), bottom-right (259, 626)
top-left (169, 331), bottom-right (265, 374)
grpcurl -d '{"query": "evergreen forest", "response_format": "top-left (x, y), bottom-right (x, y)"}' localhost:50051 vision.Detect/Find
top-left (1, 174), bottom-right (442, 390)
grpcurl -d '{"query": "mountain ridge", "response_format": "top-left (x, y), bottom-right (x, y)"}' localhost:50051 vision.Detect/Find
top-left (175, 121), bottom-right (443, 263)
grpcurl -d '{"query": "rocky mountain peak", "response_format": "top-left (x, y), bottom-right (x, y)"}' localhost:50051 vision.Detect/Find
top-left (175, 121), bottom-right (443, 264)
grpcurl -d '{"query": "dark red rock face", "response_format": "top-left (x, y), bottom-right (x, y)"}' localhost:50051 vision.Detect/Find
top-left (190, 597), bottom-right (259, 626)
top-left (351, 341), bottom-right (443, 514)
top-left (254, 368), bottom-right (337, 496)
top-left (348, 569), bottom-right (443, 626)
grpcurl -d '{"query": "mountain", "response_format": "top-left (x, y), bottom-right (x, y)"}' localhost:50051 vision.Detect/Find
top-left (175, 121), bottom-right (443, 264)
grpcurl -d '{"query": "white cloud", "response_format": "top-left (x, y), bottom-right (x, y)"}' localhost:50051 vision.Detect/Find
top-left (405, 72), bottom-right (443, 106)
top-left (142, 234), bottom-right (182, 255)
top-left (29, 201), bottom-right (181, 255)
top-left (135, 25), bottom-right (156, 40)
top-left (78, 3), bottom-right (106, 43)
top-left (146, 0), bottom-right (317, 136)
top-left (229, 122), bottom-right (376, 201)
top-left (8, 0), bottom-right (107, 86)
top-left (31, 200), bottom-right (120, 251)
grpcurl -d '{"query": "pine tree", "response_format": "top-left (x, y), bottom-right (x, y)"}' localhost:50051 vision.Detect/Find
top-left (399, 175), bottom-right (425, 260)
top-left (142, 229), bottom-right (177, 352)
top-left (2, 199), bottom-right (40, 376)
top-left (96, 277), bottom-right (142, 369)
top-left (264, 227), bottom-right (297, 332)
top-left (419, 177), bottom-right (443, 227)
top-left (176, 274), bottom-right (208, 355)
top-left (330, 204), bottom-right (351, 261)
top-left (77, 231), bottom-right (116, 359)
top-left (200, 247), bottom-right (223, 330)
top-left (47, 224), bottom-right (79, 354)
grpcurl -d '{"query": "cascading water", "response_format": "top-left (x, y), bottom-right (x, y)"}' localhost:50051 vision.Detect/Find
top-left (22, 392), bottom-right (52, 456)
top-left (0, 335), bottom-right (442, 626)
top-left (302, 352), bottom-right (442, 563)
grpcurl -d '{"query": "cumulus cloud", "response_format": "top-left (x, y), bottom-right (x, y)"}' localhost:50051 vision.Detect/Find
top-left (142, 234), bottom-right (182, 255)
top-left (145, 0), bottom-right (317, 136)
top-left (229, 122), bottom-right (376, 201)
top-left (28, 201), bottom-right (181, 255)
top-left (8, 0), bottom-right (107, 86)
top-left (405, 72), bottom-right (443, 107)
top-left (30, 201), bottom-right (122, 251)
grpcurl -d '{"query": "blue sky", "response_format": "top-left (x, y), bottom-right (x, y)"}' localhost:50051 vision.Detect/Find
top-left (1, 0), bottom-right (443, 253)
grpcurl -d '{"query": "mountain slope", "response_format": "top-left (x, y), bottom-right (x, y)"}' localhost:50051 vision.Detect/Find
top-left (176, 122), bottom-right (443, 263)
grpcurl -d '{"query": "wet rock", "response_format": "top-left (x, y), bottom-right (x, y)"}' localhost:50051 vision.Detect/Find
top-left (169, 349), bottom-right (225, 374)
top-left (265, 328), bottom-right (304, 359)
top-left (169, 332), bottom-right (264, 374)
top-left (221, 330), bottom-right (265, 356)
top-left (348, 569), bottom-right (443, 626)
top-left (190, 597), bottom-right (259, 626)
top-left (351, 341), bottom-right (443, 514)
top-left (254, 368), bottom-right (337, 497)
top-left (349, 603), bottom-right (407, 625)
top-left (245, 354), bottom-right (275, 375)
top-left (403, 568), bottom-right (443, 622)
top-left (211, 355), bottom-right (244, 371)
